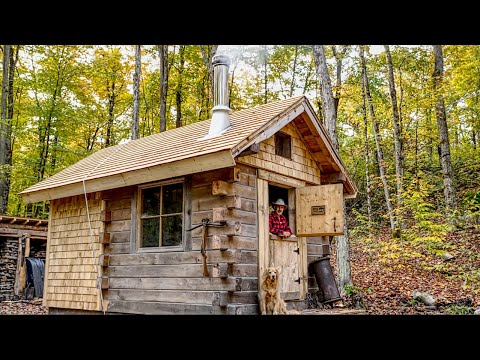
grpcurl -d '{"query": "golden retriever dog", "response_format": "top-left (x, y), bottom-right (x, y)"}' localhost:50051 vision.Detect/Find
top-left (259, 266), bottom-right (288, 315)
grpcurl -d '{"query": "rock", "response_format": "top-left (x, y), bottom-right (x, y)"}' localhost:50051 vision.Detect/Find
top-left (441, 253), bottom-right (454, 261)
top-left (474, 309), bottom-right (480, 315)
top-left (412, 291), bottom-right (436, 306)
top-left (425, 305), bottom-right (437, 310)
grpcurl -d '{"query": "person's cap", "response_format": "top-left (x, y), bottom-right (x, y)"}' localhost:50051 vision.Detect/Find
top-left (272, 198), bottom-right (287, 208)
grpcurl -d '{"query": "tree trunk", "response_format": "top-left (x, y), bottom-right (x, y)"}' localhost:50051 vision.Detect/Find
top-left (263, 45), bottom-right (268, 104)
top-left (289, 45), bottom-right (298, 97)
top-left (176, 45), bottom-right (186, 128)
top-left (229, 58), bottom-right (238, 109)
top-left (200, 45), bottom-right (218, 109)
top-left (312, 44), bottom-right (351, 295)
top-left (1, 46), bottom-right (18, 214)
top-left (105, 80), bottom-right (115, 147)
top-left (361, 62), bottom-right (373, 226)
top-left (130, 46), bottom-right (142, 139)
top-left (132, 45), bottom-right (141, 140)
top-left (359, 46), bottom-right (396, 233)
top-left (384, 45), bottom-right (404, 236)
top-left (158, 45), bottom-right (169, 132)
top-left (50, 131), bottom-right (59, 173)
top-left (432, 45), bottom-right (457, 215)
top-left (415, 100), bottom-right (420, 190)
top-left (332, 45), bottom-right (348, 115)
top-left (7, 46), bottom-right (17, 121)
top-left (302, 56), bottom-right (314, 95)
top-left (312, 45), bottom-right (338, 150)
top-left (0, 45), bottom-right (11, 213)
top-left (34, 47), bottom-right (65, 181)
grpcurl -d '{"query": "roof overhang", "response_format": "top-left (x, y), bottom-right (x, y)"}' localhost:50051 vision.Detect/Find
top-left (232, 97), bottom-right (358, 197)
top-left (20, 150), bottom-right (236, 204)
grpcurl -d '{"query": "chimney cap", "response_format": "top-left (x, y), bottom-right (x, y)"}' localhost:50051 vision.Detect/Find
top-left (213, 54), bottom-right (231, 66)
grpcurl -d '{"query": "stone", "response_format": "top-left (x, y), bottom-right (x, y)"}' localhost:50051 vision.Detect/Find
top-left (474, 309), bottom-right (480, 315)
top-left (412, 290), bottom-right (436, 306)
top-left (441, 253), bottom-right (454, 261)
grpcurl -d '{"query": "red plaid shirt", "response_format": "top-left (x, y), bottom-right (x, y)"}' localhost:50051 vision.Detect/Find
top-left (269, 211), bottom-right (292, 235)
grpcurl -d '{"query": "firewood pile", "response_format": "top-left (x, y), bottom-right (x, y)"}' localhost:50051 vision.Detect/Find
top-left (0, 239), bottom-right (19, 301)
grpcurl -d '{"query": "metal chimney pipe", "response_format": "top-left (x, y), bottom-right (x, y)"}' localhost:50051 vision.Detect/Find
top-left (205, 54), bottom-right (231, 138)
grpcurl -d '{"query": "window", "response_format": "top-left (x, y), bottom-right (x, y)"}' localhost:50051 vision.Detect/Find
top-left (138, 181), bottom-right (184, 249)
top-left (275, 132), bottom-right (292, 159)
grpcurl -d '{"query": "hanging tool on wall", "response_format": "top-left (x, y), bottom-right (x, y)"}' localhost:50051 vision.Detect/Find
top-left (187, 218), bottom-right (227, 277)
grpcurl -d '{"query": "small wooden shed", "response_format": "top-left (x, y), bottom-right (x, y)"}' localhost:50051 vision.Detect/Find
top-left (0, 215), bottom-right (48, 301)
top-left (20, 57), bottom-right (357, 314)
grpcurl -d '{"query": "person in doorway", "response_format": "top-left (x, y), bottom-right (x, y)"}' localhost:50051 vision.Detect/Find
top-left (269, 198), bottom-right (293, 238)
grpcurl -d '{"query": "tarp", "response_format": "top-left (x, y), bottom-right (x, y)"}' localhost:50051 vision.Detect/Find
top-left (26, 257), bottom-right (45, 298)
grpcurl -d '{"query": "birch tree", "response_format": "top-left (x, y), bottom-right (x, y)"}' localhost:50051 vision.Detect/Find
top-left (132, 45), bottom-right (141, 140)
top-left (0, 45), bottom-right (11, 213)
top-left (289, 45), bottom-right (298, 97)
top-left (332, 45), bottom-right (348, 114)
top-left (359, 46), bottom-right (396, 233)
top-left (175, 45), bottom-right (186, 128)
top-left (384, 45), bottom-right (404, 234)
top-left (312, 44), bottom-right (351, 295)
top-left (159, 45), bottom-right (170, 132)
top-left (432, 45), bottom-right (457, 216)
top-left (312, 45), bottom-right (338, 151)
top-left (360, 60), bottom-right (373, 227)
top-left (200, 45), bottom-right (218, 107)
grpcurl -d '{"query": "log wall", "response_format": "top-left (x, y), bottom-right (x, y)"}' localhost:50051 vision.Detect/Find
top-left (101, 164), bottom-right (259, 315)
top-left (43, 120), bottom-right (335, 313)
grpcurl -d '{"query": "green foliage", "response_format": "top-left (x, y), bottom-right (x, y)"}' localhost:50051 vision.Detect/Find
top-left (445, 304), bottom-right (472, 315)
top-left (349, 208), bottom-right (373, 236)
top-left (1, 44), bottom-right (479, 230)
top-left (344, 283), bottom-right (356, 296)
top-left (401, 179), bottom-right (451, 241)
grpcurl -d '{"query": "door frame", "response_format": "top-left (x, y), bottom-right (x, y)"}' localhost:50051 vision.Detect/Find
top-left (257, 171), bottom-right (308, 300)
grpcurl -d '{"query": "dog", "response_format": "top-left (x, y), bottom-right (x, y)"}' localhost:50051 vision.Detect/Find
top-left (259, 266), bottom-right (288, 315)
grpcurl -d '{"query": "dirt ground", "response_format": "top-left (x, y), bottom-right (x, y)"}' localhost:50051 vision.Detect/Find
top-left (0, 299), bottom-right (47, 315)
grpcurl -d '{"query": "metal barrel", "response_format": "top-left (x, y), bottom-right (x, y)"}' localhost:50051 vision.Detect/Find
top-left (311, 256), bottom-right (342, 304)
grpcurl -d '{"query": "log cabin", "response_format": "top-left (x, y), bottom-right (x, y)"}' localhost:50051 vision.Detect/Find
top-left (19, 55), bottom-right (357, 314)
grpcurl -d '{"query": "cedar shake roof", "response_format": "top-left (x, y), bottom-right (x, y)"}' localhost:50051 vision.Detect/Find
top-left (20, 96), bottom-right (357, 203)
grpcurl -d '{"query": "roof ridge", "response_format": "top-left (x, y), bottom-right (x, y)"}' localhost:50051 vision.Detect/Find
top-left (126, 95), bottom-right (307, 143)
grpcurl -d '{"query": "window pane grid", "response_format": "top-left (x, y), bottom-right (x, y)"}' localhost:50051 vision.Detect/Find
top-left (140, 182), bottom-right (183, 249)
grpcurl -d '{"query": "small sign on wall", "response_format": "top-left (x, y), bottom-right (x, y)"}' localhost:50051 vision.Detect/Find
top-left (311, 205), bottom-right (326, 215)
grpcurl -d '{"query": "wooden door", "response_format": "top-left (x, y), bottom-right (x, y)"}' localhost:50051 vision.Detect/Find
top-left (269, 235), bottom-right (307, 300)
top-left (296, 184), bottom-right (344, 236)
top-left (257, 178), bottom-right (308, 301)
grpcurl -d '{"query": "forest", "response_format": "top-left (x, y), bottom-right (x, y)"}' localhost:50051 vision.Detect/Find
top-left (1, 45), bottom-right (479, 314)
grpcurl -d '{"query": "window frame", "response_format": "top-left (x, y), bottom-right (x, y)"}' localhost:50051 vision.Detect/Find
top-left (274, 131), bottom-right (292, 160)
top-left (136, 177), bottom-right (185, 253)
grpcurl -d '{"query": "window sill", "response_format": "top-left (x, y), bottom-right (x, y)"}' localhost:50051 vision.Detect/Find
top-left (137, 245), bottom-right (184, 253)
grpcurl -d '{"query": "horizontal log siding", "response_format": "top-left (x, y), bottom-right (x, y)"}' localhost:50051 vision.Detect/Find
top-left (104, 165), bottom-right (259, 315)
